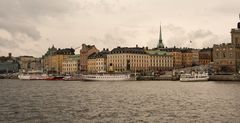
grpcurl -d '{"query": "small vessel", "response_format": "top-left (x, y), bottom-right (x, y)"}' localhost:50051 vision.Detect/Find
top-left (46, 75), bottom-right (64, 80)
top-left (180, 72), bottom-right (209, 82)
top-left (82, 74), bottom-right (131, 81)
top-left (18, 70), bottom-right (49, 80)
top-left (63, 74), bottom-right (83, 81)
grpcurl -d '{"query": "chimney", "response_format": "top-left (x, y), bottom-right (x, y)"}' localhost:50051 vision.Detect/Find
top-left (136, 44), bottom-right (138, 48)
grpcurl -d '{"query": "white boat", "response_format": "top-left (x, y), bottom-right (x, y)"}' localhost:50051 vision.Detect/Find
top-left (82, 74), bottom-right (131, 81)
top-left (18, 70), bottom-right (49, 80)
top-left (180, 72), bottom-right (209, 82)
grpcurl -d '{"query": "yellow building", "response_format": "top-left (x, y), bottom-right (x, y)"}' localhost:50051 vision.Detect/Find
top-left (62, 55), bottom-right (80, 75)
top-left (107, 46), bottom-right (149, 72)
top-left (43, 47), bottom-right (75, 74)
top-left (87, 49), bottom-right (109, 73)
top-left (146, 49), bottom-right (173, 71)
top-left (106, 46), bottom-right (173, 72)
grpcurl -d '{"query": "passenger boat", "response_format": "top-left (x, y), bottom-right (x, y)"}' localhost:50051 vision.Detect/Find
top-left (63, 74), bottom-right (83, 81)
top-left (18, 70), bottom-right (49, 80)
top-left (82, 74), bottom-right (131, 81)
top-left (180, 72), bottom-right (209, 82)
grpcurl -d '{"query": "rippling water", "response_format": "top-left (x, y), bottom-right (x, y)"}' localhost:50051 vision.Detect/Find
top-left (1, 80), bottom-right (240, 122)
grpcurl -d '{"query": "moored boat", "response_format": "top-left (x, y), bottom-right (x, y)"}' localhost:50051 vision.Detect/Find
top-left (63, 74), bottom-right (83, 81)
top-left (180, 72), bottom-right (209, 82)
top-left (18, 70), bottom-right (49, 80)
top-left (46, 76), bottom-right (64, 80)
top-left (82, 74), bottom-right (131, 81)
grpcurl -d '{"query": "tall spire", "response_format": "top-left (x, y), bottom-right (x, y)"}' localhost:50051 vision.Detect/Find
top-left (159, 25), bottom-right (162, 43)
top-left (157, 24), bottom-right (164, 49)
top-left (238, 13), bottom-right (240, 29)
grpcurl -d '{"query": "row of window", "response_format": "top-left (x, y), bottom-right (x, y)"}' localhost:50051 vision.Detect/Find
top-left (62, 64), bottom-right (78, 67)
top-left (62, 68), bottom-right (78, 71)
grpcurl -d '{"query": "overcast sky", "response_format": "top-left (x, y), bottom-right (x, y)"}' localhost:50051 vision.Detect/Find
top-left (0, 0), bottom-right (239, 57)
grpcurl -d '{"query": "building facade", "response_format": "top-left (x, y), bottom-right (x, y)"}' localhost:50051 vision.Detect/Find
top-left (62, 54), bottom-right (80, 75)
top-left (0, 53), bottom-right (19, 74)
top-left (43, 46), bottom-right (75, 74)
top-left (213, 17), bottom-right (240, 73)
top-left (199, 48), bottom-right (213, 65)
top-left (107, 46), bottom-right (149, 72)
top-left (106, 46), bottom-right (173, 72)
top-left (146, 49), bottom-right (174, 71)
top-left (87, 49), bottom-right (110, 73)
top-left (181, 49), bottom-right (194, 67)
top-left (80, 44), bottom-right (99, 72)
top-left (18, 56), bottom-right (36, 72)
top-left (161, 47), bottom-right (183, 68)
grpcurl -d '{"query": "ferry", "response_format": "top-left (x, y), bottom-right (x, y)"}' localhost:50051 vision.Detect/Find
top-left (180, 72), bottom-right (209, 82)
top-left (63, 74), bottom-right (83, 81)
top-left (82, 74), bottom-right (131, 81)
top-left (18, 70), bottom-right (49, 80)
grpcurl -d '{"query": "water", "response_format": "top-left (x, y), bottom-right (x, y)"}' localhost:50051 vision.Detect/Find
top-left (0, 80), bottom-right (240, 123)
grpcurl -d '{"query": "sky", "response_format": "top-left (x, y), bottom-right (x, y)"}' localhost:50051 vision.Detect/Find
top-left (0, 0), bottom-right (239, 57)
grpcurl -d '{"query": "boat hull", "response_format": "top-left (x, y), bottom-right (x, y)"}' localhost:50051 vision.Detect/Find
top-left (82, 74), bottom-right (131, 81)
top-left (180, 77), bottom-right (209, 82)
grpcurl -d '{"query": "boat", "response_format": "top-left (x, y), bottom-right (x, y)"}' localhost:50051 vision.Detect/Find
top-left (63, 74), bottom-right (83, 81)
top-left (46, 76), bottom-right (64, 80)
top-left (18, 70), bottom-right (49, 80)
top-left (82, 74), bottom-right (131, 81)
top-left (180, 72), bottom-right (209, 82)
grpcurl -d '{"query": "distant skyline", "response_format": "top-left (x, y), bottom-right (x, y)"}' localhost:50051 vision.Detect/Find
top-left (0, 0), bottom-right (240, 57)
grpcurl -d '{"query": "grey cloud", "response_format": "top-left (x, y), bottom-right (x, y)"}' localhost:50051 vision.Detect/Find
top-left (0, 37), bottom-right (19, 49)
top-left (147, 24), bottom-right (226, 49)
top-left (0, 0), bottom-right (77, 49)
top-left (213, 1), bottom-right (240, 14)
top-left (89, 34), bottom-right (127, 50)
top-left (0, 19), bottom-right (40, 40)
top-left (188, 30), bottom-right (213, 40)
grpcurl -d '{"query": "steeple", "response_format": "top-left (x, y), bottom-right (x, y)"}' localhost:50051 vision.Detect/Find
top-left (238, 13), bottom-right (240, 29)
top-left (157, 25), bottom-right (164, 49)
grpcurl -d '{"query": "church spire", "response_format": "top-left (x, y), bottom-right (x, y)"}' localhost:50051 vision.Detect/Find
top-left (157, 24), bottom-right (164, 49)
top-left (159, 25), bottom-right (162, 43)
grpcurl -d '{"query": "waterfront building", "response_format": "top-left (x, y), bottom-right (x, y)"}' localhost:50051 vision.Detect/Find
top-left (62, 54), bottom-right (80, 75)
top-left (87, 49), bottom-right (110, 73)
top-left (213, 16), bottom-right (240, 73)
top-left (192, 49), bottom-right (200, 66)
top-left (80, 44), bottom-right (99, 72)
top-left (18, 56), bottom-right (36, 72)
top-left (107, 46), bottom-right (149, 72)
top-left (182, 48), bottom-right (194, 67)
top-left (161, 47), bottom-right (183, 68)
top-left (145, 49), bottom-right (173, 71)
top-left (0, 53), bottom-right (19, 74)
top-left (199, 48), bottom-right (213, 65)
top-left (43, 46), bottom-right (75, 74)
top-left (42, 45), bottom-right (57, 73)
top-left (28, 58), bottom-right (43, 71)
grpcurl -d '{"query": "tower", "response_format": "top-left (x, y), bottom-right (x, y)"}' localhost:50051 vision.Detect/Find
top-left (157, 25), bottom-right (164, 49)
top-left (231, 14), bottom-right (240, 46)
